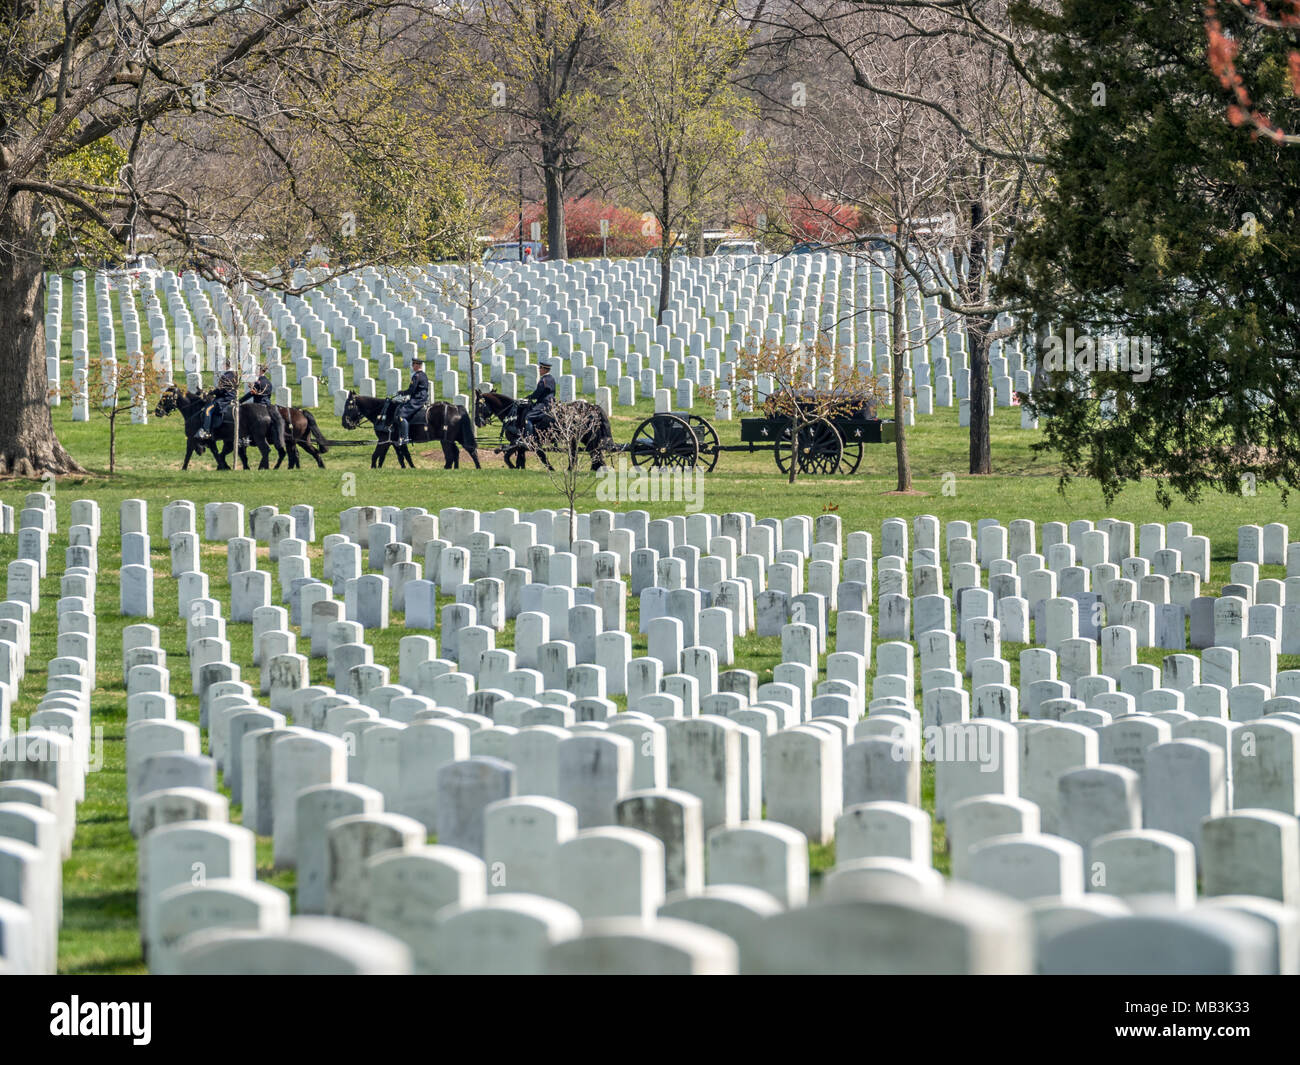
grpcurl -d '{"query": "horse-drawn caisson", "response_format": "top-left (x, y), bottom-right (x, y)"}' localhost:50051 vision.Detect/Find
top-left (470, 383), bottom-right (889, 476)
top-left (737, 388), bottom-right (891, 475)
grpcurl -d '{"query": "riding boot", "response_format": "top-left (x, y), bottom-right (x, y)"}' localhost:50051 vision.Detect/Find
top-left (397, 416), bottom-right (410, 446)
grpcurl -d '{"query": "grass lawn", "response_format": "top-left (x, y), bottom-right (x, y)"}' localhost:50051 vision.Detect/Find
top-left (6, 282), bottom-right (1296, 972)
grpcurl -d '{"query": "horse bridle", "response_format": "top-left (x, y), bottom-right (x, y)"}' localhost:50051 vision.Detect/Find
top-left (340, 392), bottom-right (362, 431)
top-left (477, 396), bottom-right (525, 453)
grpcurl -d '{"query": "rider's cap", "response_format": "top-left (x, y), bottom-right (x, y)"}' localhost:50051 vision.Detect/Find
top-left (411, 358), bottom-right (423, 367)
top-left (538, 361), bottom-right (552, 370)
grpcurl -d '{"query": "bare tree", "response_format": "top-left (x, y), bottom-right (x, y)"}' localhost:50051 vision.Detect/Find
top-left (0, 1), bottom-right (479, 477)
top-left (774, 29), bottom-right (957, 491)
top-left (72, 353), bottom-right (163, 474)
top-left (533, 401), bottom-right (608, 546)
top-left (753, 0), bottom-right (1050, 475)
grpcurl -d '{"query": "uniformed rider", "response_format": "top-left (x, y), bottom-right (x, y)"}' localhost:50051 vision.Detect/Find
top-left (197, 370), bottom-right (238, 440)
top-left (393, 357), bottom-right (430, 446)
top-left (524, 359), bottom-right (556, 435)
top-left (241, 362), bottom-right (285, 445)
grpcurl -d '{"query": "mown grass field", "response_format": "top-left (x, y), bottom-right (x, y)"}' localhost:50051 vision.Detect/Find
top-left (7, 275), bottom-right (1296, 972)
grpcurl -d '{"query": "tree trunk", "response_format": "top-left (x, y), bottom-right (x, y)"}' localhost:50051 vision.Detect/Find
top-left (109, 409), bottom-right (118, 474)
top-left (890, 238), bottom-right (912, 492)
top-left (467, 284), bottom-right (477, 395)
top-left (543, 146), bottom-right (567, 261)
top-left (657, 248), bottom-right (671, 319)
top-left (0, 191), bottom-right (85, 478)
top-left (967, 317), bottom-right (992, 474)
top-left (966, 185), bottom-right (992, 476)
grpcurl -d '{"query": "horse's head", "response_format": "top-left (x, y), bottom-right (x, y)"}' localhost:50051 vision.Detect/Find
top-left (474, 389), bottom-right (500, 428)
top-left (340, 391), bottom-right (362, 430)
top-left (154, 386), bottom-right (181, 417)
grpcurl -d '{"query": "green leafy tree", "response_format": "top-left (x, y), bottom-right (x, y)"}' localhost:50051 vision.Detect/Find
top-left (446, 0), bottom-right (621, 260)
top-left (1002, 0), bottom-right (1300, 504)
top-left (579, 0), bottom-right (766, 316)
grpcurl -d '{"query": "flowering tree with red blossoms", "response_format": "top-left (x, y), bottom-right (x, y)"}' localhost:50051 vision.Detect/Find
top-left (1206, 0), bottom-right (1300, 145)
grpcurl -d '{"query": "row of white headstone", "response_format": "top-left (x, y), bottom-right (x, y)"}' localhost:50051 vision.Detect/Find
top-left (2, 495), bottom-right (1298, 973)
top-left (45, 252), bottom-right (1039, 434)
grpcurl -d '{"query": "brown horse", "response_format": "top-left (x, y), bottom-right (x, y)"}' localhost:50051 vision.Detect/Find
top-left (273, 404), bottom-right (331, 468)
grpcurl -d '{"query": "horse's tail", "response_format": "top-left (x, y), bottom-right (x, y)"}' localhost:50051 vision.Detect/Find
top-left (303, 409), bottom-right (330, 452)
top-left (457, 405), bottom-right (479, 452)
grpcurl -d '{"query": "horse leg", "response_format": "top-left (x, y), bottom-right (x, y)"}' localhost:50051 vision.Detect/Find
top-left (205, 439), bottom-right (224, 470)
top-left (442, 441), bottom-right (456, 469)
top-left (304, 442), bottom-right (326, 469)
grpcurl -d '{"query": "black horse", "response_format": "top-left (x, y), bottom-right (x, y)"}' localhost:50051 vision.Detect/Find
top-left (155, 385), bottom-right (287, 470)
top-left (474, 389), bottom-right (613, 471)
top-left (340, 392), bottom-right (481, 470)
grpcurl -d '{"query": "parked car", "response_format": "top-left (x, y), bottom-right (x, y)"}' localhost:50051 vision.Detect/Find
top-left (482, 241), bottom-right (545, 263)
top-left (643, 245), bottom-right (692, 259)
top-left (854, 233), bottom-right (894, 254)
top-left (713, 239), bottom-right (765, 257)
top-left (790, 241), bottom-right (827, 255)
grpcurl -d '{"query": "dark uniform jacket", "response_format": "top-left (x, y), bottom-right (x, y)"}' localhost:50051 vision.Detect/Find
top-left (526, 372), bottom-right (556, 409)
top-left (242, 374), bottom-right (273, 404)
top-left (405, 369), bottom-right (430, 408)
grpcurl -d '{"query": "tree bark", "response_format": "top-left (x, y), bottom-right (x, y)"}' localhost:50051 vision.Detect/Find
top-left (967, 315), bottom-right (992, 474)
top-left (467, 277), bottom-right (477, 395)
top-left (0, 189), bottom-right (85, 478)
top-left (890, 236), bottom-right (912, 492)
top-left (965, 188), bottom-right (992, 476)
top-left (657, 183), bottom-right (672, 319)
top-left (542, 144), bottom-right (567, 260)
top-left (658, 247), bottom-right (671, 319)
